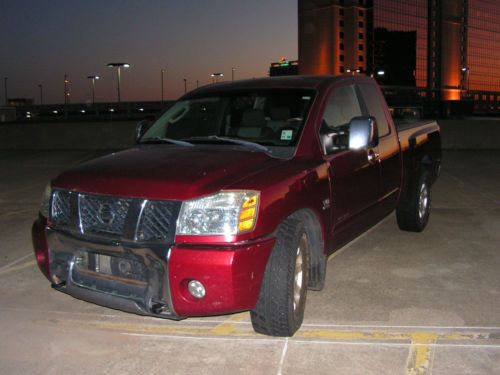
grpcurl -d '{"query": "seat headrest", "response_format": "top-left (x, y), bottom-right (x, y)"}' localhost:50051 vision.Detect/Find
top-left (270, 107), bottom-right (290, 121)
top-left (241, 109), bottom-right (267, 128)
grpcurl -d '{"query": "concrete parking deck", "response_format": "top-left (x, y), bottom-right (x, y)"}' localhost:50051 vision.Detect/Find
top-left (0, 150), bottom-right (499, 375)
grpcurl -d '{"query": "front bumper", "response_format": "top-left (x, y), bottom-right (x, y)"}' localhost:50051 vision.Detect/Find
top-left (47, 228), bottom-right (179, 318)
top-left (33, 219), bottom-right (275, 318)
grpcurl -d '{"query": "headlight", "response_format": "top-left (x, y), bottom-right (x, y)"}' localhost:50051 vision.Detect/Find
top-left (40, 183), bottom-right (52, 218)
top-left (177, 190), bottom-right (260, 236)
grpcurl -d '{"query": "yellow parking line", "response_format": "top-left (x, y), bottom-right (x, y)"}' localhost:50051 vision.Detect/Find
top-left (35, 316), bottom-right (490, 344)
top-left (211, 312), bottom-right (249, 335)
top-left (405, 333), bottom-right (437, 375)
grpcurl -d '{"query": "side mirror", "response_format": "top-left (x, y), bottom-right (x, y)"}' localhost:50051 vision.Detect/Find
top-left (135, 120), bottom-right (152, 143)
top-left (348, 116), bottom-right (378, 150)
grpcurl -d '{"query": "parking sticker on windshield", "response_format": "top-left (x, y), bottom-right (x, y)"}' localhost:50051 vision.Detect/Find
top-left (281, 130), bottom-right (293, 141)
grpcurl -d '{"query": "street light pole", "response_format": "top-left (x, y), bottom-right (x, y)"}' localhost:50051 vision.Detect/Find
top-left (183, 78), bottom-right (187, 94)
top-left (38, 84), bottom-right (43, 105)
top-left (64, 74), bottom-right (69, 105)
top-left (231, 67), bottom-right (235, 81)
top-left (461, 67), bottom-right (470, 97)
top-left (4, 77), bottom-right (7, 106)
top-left (161, 69), bottom-right (165, 105)
top-left (107, 63), bottom-right (130, 103)
top-left (87, 75), bottom-right (100, 105)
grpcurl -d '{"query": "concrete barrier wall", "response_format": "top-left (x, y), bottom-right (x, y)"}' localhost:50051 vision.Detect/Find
top-left (0, 121), bottom-right (137, 150)
top-left (0, 119), bottom-right (499, 150)
top-left (437, 119), bottom-right (500, 150)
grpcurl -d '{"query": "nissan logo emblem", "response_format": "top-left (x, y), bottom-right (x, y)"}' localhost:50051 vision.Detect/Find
top-left (97, 203), bottom-right (115, 225)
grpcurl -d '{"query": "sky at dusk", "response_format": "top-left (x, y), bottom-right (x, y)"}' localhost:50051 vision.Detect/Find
top-left (0, 0), bottom-right (298, 104)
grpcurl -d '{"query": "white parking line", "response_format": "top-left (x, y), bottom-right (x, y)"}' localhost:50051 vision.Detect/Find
top-left (0, 253), bottom-right (32, 272)
top-left (277, 338), bottom-right (289, 375)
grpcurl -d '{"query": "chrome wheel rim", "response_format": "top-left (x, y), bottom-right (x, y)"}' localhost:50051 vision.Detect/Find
top-left (293, 234), bottom-right (306, 311)
top-left (418, 183), bottom-right (429, 220)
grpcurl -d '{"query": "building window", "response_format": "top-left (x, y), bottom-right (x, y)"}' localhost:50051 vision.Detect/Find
top-left (359, 10), bottom-right (364, 17)
top-left (340, 43), bottom-right (344, 50)
top-left (340, 32), bottom-right (344, 39)
top-left (339, 20), bottom-right (344, 27)
top-left (359, 21), bottom-right (364, 28)
top-left (340, 55), bottom-right (344, 62)
top-left (358, 55), bottom-right (364, 62)
top-left (358, 44), bottom-right (363, 51)
top-left (358, 32), bottom-right (364, 39)
top-left (340, 66), bottom-right (345, 73)
top-left (339, 8), bottom-right (344, 15)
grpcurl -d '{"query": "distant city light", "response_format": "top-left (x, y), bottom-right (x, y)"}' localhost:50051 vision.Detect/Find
top-left (109, 108), bottom-right (115, 112)
top-left (138, 108), bottom-right (144, 112)
top-left (53, 110), bottom-right (58, 114)
top-left (377, 70), bottom-right (385, 76)
top-left (80, 110), bottom-right (86, 113)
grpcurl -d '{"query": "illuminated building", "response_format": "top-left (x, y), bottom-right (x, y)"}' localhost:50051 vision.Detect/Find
top-left (299, 0), bottom-right (500, 108)
top-left (269, 58), bottom-right (299, 76)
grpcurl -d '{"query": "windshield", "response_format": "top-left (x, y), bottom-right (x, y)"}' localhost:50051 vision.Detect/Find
top-left (141, 89), bottom-right (315, 150)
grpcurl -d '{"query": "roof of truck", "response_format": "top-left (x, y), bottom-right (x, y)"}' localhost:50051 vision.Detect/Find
top-left (184, 75), bottom-right (376, 98)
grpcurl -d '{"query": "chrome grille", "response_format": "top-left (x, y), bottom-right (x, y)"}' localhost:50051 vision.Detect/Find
top-left (79, 194), bottom-right (131, 236)
top-left (51, 190), bottom-right (71, 226)
top-left (137, 201), bottom-right (178, 242)
top-left (49, 189), bottom-right (179, 243)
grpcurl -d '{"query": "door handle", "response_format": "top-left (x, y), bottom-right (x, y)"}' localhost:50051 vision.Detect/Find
top-left (367, 149), bottom-right (380, 163)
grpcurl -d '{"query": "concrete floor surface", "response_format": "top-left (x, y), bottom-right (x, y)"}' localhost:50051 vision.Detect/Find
top-left (0, 150), bottom-right (499, 375)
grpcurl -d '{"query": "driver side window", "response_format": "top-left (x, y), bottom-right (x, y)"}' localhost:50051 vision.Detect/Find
top-left (321, 85), bottom-right (363, 151)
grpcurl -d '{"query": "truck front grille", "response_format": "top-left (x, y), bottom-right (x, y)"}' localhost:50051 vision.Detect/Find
top-left (79, 194), bottom-right (131, 236)
top-left (50, 189), bottom-right (181, 243)
top-left (51, 190), bottom-right (71, 227)
top-left (137, 200), bottom-right (178, 242)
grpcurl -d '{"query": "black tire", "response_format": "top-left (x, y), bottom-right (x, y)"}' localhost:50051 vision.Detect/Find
top-left (396, 170), bottom-right (431, 232)
top-left (250, 219), bottom-right (310, 337)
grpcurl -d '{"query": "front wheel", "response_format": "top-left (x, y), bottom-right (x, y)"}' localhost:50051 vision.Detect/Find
top-left (250, 219), bottom-right (309, 337)
top-left (397, 170), bottom-right (431, 232)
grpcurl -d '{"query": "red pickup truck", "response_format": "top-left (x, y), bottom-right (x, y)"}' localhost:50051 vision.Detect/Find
top-left (32, 76), bottom-right (441, 336)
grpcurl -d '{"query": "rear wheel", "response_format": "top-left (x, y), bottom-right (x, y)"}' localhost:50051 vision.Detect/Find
top-left (397, 170), bottom-right (431, 232)
top-left (250, 219), bottom-right (309, 337)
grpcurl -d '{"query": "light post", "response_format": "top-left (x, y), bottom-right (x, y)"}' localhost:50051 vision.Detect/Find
top-left (87, 75), bottom-right (99, 105)
top-left (461, 66), bottom-right (470, 96)
top-left (64, 74), bottom-right (69, 105)
top-left (231, 67), bottom-right (236, 81)
top-left (183, 78), bottom-right (187, 94)
top-left (161, 69), bottom-right (165, 104)
top-left (196, 80), bottom-right (199, 88)
top-left (38, 84), bottom-right (43, 105)
top-left (107, 63), bottom-right (130, 103)
top-left (4, 77), bottom-right (8, 106)
top-left (211, 72), bottom-right (224, 84)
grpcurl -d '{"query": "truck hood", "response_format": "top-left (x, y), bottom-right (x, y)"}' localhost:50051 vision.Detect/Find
top-left (53, 145), bottom-right (281, 200)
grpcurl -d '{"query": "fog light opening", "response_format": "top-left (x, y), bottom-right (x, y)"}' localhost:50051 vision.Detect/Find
top-left (187, 280), bottom-right (206, 299)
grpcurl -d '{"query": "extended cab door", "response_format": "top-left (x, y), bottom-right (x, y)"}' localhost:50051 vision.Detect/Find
top-left (321, 83), bottom-right (380, 240)
top-left (357, 83), bottom-right (402, 212)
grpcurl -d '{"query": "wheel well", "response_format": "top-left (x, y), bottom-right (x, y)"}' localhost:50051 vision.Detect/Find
top-left (288, 209), bottom-right (326, 291)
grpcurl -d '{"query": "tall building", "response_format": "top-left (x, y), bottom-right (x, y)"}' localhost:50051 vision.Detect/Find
top-left (298, 0), bottom-right (500, 105)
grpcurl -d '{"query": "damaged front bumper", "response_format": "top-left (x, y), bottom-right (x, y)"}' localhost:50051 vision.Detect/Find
top-left (46, 228), bottom-right (183, 320)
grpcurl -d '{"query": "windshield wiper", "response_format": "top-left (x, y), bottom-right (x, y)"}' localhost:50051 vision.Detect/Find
top-left (182, 136), bottom-right (270, 152)
top-left (139, 137), bottom-right (194, 147)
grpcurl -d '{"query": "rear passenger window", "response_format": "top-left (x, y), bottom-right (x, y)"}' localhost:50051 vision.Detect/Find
top-left (358, 84), bottom-right (390, 136)
top-left (321, 85), bottom-right (363, 152)
top-left (323, 85), bottom-right (362, 130)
